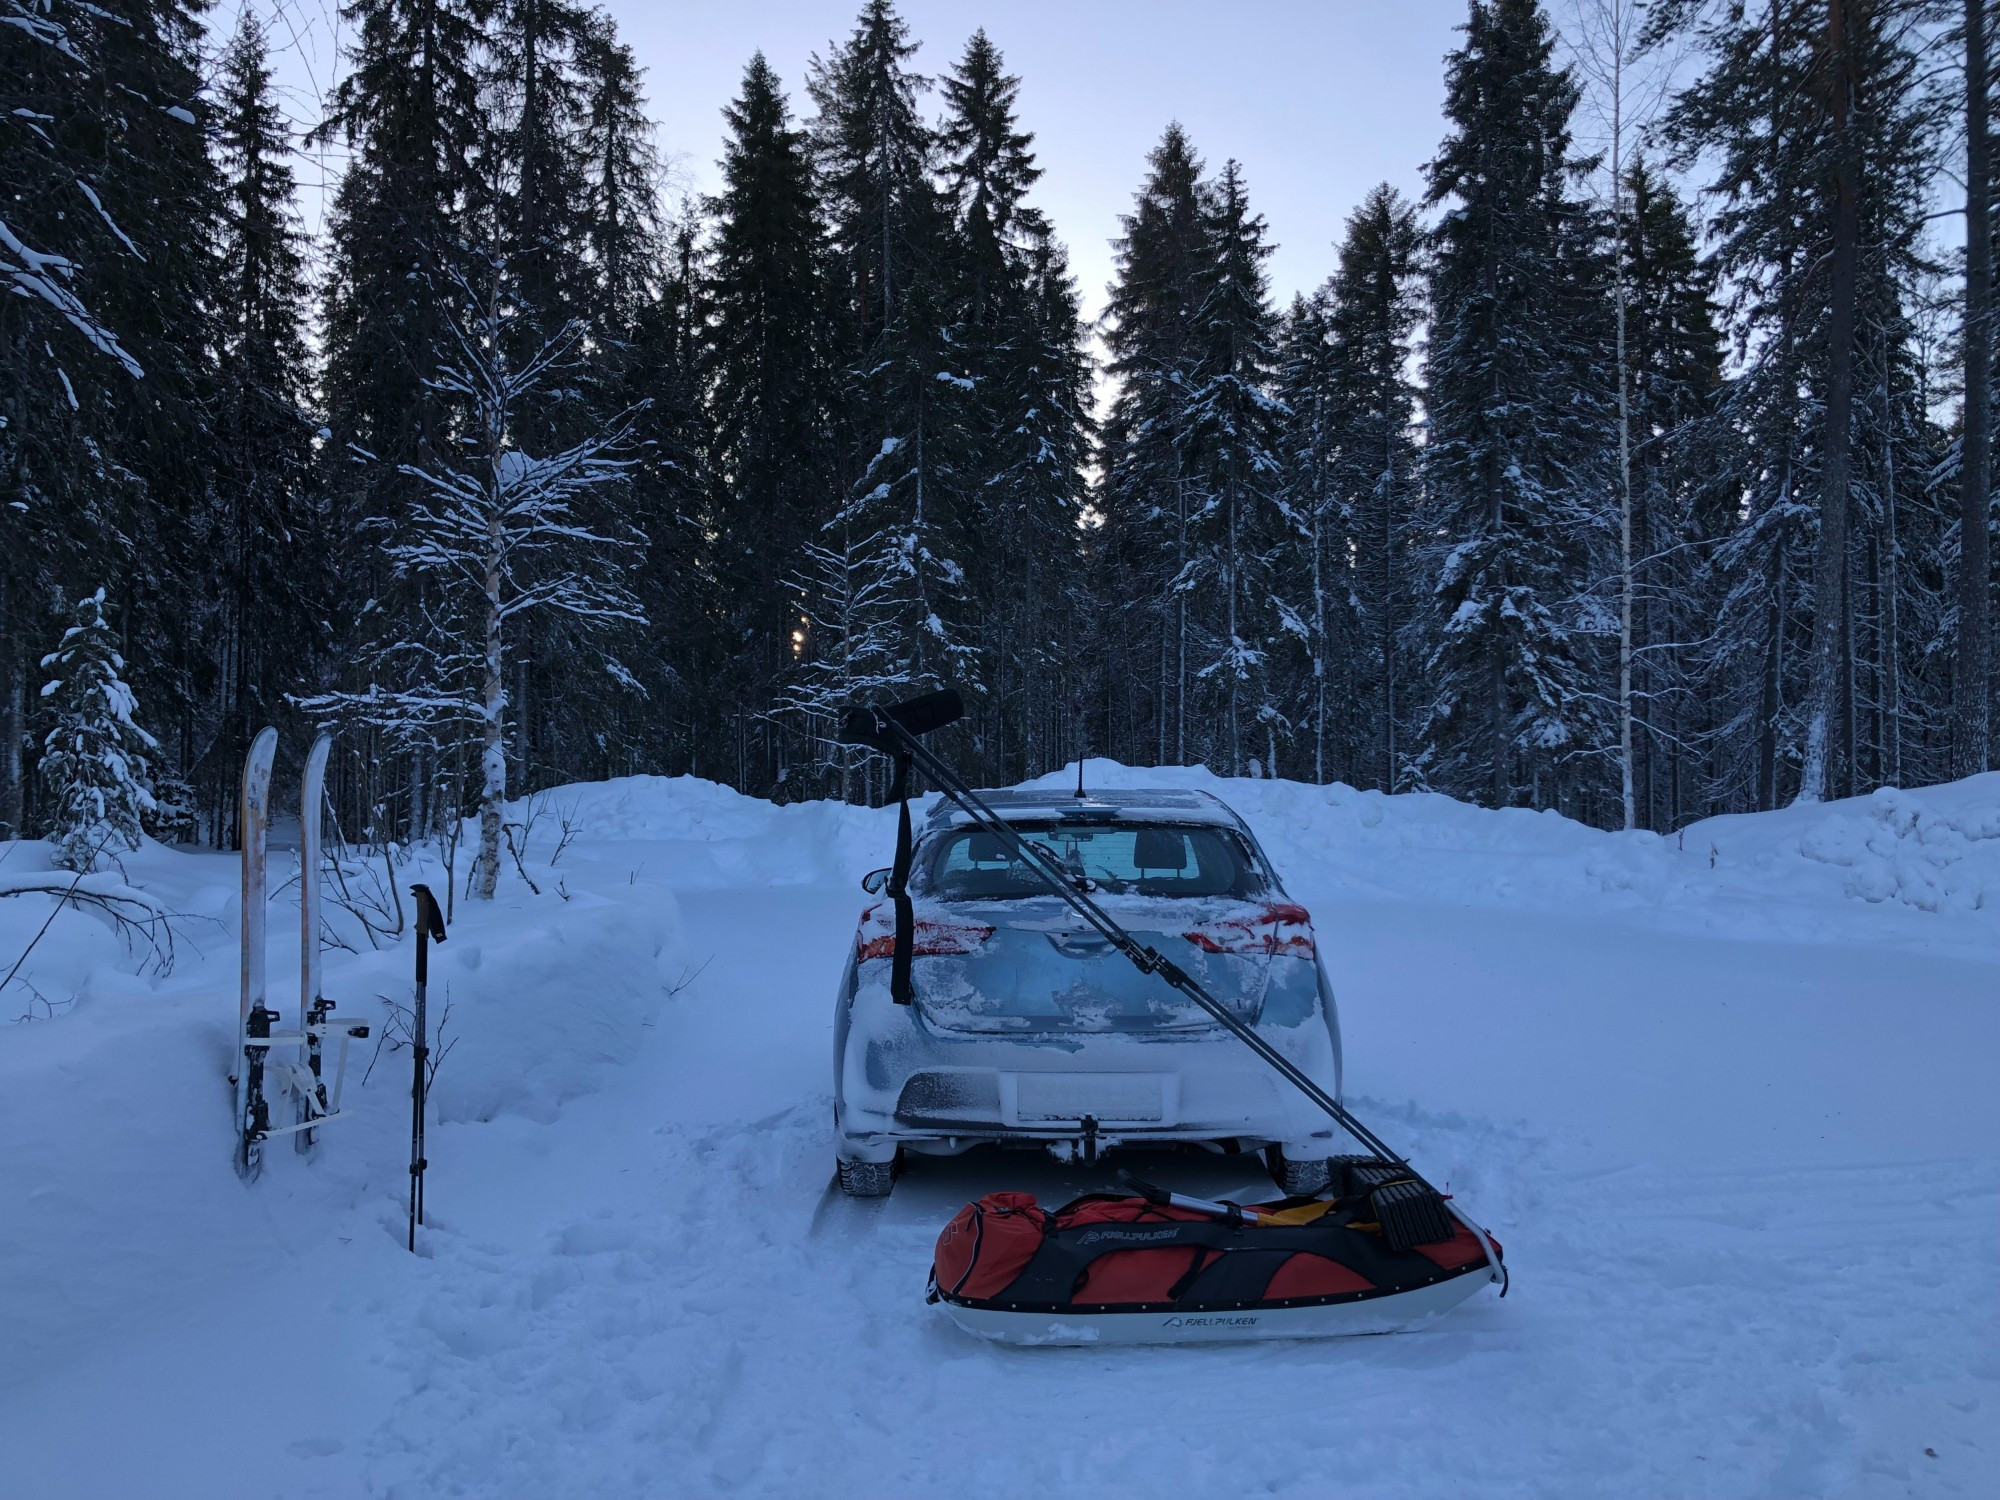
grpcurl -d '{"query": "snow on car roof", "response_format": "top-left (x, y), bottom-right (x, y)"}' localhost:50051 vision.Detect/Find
top-left (922, 786), bottom-right (1247, 829)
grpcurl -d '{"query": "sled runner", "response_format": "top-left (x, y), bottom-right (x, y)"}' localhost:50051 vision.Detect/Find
top-left (930, 1184), bottom-right (1502, 1346)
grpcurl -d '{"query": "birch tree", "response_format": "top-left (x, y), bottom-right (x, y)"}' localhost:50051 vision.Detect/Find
top-left (1960, 0), bottom-right (1993, 776)
top-left (1562, 0), bottom-right (1684, 826)
top-left (313, 261), bottom-right (645, 898)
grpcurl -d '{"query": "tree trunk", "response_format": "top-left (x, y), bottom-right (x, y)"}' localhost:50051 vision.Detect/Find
top-left (475, 492), bottom-right (506, 900)
top-left (1610, 6), bottom-right (1637, 830)
top-left (1759, 535), bottom-right (1785, 809)
top-left (2, 575), bottom-right (20, 837)
top-left (1798, 0), bottom-right (1860, 803)
top-left (1961, 0), bottom-right (1994, 775)
top-left (1883, 402), bottom-right (1903, 783)
top-left (1225, 481), bottom-right (1241, 776)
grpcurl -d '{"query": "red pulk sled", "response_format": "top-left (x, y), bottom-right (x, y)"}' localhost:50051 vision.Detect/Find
top-left (838, 690), bottom-right (1507, 1347)
top-left (929, 1173), bottom-right (1501, 1346)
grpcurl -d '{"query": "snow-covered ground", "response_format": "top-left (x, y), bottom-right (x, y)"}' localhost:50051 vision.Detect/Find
top-left (2, 765), bottom-right (1995, 1498)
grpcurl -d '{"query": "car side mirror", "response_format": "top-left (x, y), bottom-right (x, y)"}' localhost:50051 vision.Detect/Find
top-left (861, 868), bottom-right (891, 895)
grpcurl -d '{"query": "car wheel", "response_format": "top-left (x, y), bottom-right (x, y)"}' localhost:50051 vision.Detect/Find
top-left (837, 1157), bottom-right (895, 1198)
top-left (1267, 1147), bottom-right (1330, 1197)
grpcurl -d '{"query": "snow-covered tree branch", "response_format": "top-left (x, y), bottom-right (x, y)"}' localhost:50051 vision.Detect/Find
top-left (308, 253), bottom-right (647, 899)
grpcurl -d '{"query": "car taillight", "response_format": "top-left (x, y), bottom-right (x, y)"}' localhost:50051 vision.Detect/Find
top-left (854, 902), bottom-right (995, 961)
top-left (1182, 902), bottom-right (1316, 958)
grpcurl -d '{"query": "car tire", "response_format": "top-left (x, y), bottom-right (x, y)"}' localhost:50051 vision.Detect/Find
top-left (1267, 1147), bottom-right (1330, 1196)
top-left (837, 1157), bottom-right (896, 1198)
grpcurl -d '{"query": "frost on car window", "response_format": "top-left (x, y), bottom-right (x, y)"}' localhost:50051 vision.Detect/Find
top-left (924, 823), bottom-right (1259, 900)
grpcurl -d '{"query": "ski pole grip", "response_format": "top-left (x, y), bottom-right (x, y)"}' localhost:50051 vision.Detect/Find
top-left (836, 689), bottom-right (965, 751)
top-left (411, 884), bottom-right (447, 943)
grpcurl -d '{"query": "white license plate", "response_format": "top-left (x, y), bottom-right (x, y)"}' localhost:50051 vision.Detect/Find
top-left (1010, 1072), bottom-right (1167, 1123)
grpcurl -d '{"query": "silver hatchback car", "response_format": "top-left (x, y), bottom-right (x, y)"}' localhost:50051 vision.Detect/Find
top-left (831, 787), bottom-right (1345, 1196)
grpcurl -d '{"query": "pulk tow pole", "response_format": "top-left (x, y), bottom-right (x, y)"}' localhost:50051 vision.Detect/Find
top-left (407, 883), bottom-right (448, 1252)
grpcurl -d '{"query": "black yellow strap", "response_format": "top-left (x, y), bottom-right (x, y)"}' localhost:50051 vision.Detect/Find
top-left (888, 754), bottom-right (915, 1005)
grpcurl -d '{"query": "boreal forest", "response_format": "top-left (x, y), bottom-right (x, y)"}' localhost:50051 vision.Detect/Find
top-left (3, 0), bottom-right (1992, 851)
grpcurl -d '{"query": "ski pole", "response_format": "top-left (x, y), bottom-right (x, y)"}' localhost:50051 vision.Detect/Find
top-left (1118, 1170), bottom-right (1272, 1224)
top-left (408, 884), bottom-right (447, 1252)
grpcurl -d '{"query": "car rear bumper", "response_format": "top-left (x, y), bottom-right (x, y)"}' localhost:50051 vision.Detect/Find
top-left (836, 1030), bottom-right (1343, 1163)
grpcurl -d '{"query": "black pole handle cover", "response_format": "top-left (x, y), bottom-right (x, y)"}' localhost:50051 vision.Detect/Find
top-left (838, 689), bottom-right (965, 753)
top-left (411, 884), bottom-right (448, 943)
top-left (1115, 1169), bottom-right (1172, 1206)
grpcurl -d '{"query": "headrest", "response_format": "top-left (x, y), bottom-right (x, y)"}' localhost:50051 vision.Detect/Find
top-left (965, 831), bottom-right (1009, 864)
top-left (1132, 828), bottom-right (1186, 872)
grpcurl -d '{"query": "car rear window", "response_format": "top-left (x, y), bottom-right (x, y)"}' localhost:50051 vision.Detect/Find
top-left (923, 822), bottom-right (1260, 900)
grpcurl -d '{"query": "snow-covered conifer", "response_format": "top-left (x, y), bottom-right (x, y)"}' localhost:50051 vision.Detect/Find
top-left (807, 2), bottom-right (984, 730)
top-left (1097, 124), bottom-right (1215, 765)
top-left (707, 54), bottom-right (838, 779)
top-left (1183, 159), bottom-right (1288, 776)
top-left (39, 590), bottom-right (157, 871)
top-left (1324, 185), bottom-right (1424, 789)
top-left (1418, 0), bottom-right (1614, 813)
top-left (782, 527), bottom-right (906, 802)
top-left (1657, 0), bottom-right (1943, 807)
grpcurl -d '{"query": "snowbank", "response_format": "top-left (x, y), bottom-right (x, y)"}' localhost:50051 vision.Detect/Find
top-left (1023, 760), bottom-right (2000, 956)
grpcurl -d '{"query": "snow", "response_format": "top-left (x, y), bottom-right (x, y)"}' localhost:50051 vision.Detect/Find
top-left (1, 765), bottom-right (1994, 1497)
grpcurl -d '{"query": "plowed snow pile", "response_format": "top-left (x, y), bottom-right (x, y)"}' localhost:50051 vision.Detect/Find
top-left (1, 767), bottom-right (1994, 1499)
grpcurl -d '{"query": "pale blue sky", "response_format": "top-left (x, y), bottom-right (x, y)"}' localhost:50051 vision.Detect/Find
top-left (620, 1), bottom-right (1471, 321)
top-left (248, 1), bottom-right (1472, 323)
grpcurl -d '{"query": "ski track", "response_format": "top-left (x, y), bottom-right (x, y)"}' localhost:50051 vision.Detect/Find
top-left (1, 768), bottom-right (1996, 1498)
top-left (344, 1097), bottom-right (1999, 1499)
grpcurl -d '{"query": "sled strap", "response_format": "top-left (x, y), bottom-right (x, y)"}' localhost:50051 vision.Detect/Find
top-left (888, 754), bottom-right (915, 1005)
top-left (991, 1217), bottom-right (1441, 1309)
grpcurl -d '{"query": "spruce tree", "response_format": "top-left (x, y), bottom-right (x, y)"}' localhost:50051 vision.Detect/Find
top-left (1418, 0), bottom-right (1614, 813)
top-left (579, 20), bottom-right (663, 333)
top-left (206, 10), bottom-right (321, 838)
top-left (1659, 0), bottom-right (1944, 806)
top-left (939, 30), bottom-right (1042, 333)
top-left (810, 0), bottom-right (931, 355)
top-left (1183, 159), bottom-right (1286, 776)
top-left (316, 0), bottom-right (486, 472)
top-left (1, 0), bottom-right (142, 834)
top-left (0, 0), bottom-right (218, 842)
top-left (977, 227), bottom-right (1093, 782)
top-left (936, 29), bottom-right (1087, 780)
top-left (1097, 123), bottom-right (1213, 764)
top-left (1273, 290), bottom-right (1348, 782)
top-left (314, 0), bottom-right (491, 837)
top-left (707, 54), bottom-right (837, 782)
top-left (808, 2), bottom-right (982, 741)
top-left (487, 0), bottom-right (597, 400)
top-left (499, 9), bottom-right (661, 795)
top-left (1319, 184), bottom-right (1424, 790)
top-left (39, 589), bottom-right (157, 871)
top-left (623, 211), bottom-right (718, 782)
top-left (1961, 0), bottom-right (1994, 777)
top-left (1619, 161), bottom-right (1725, 827)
